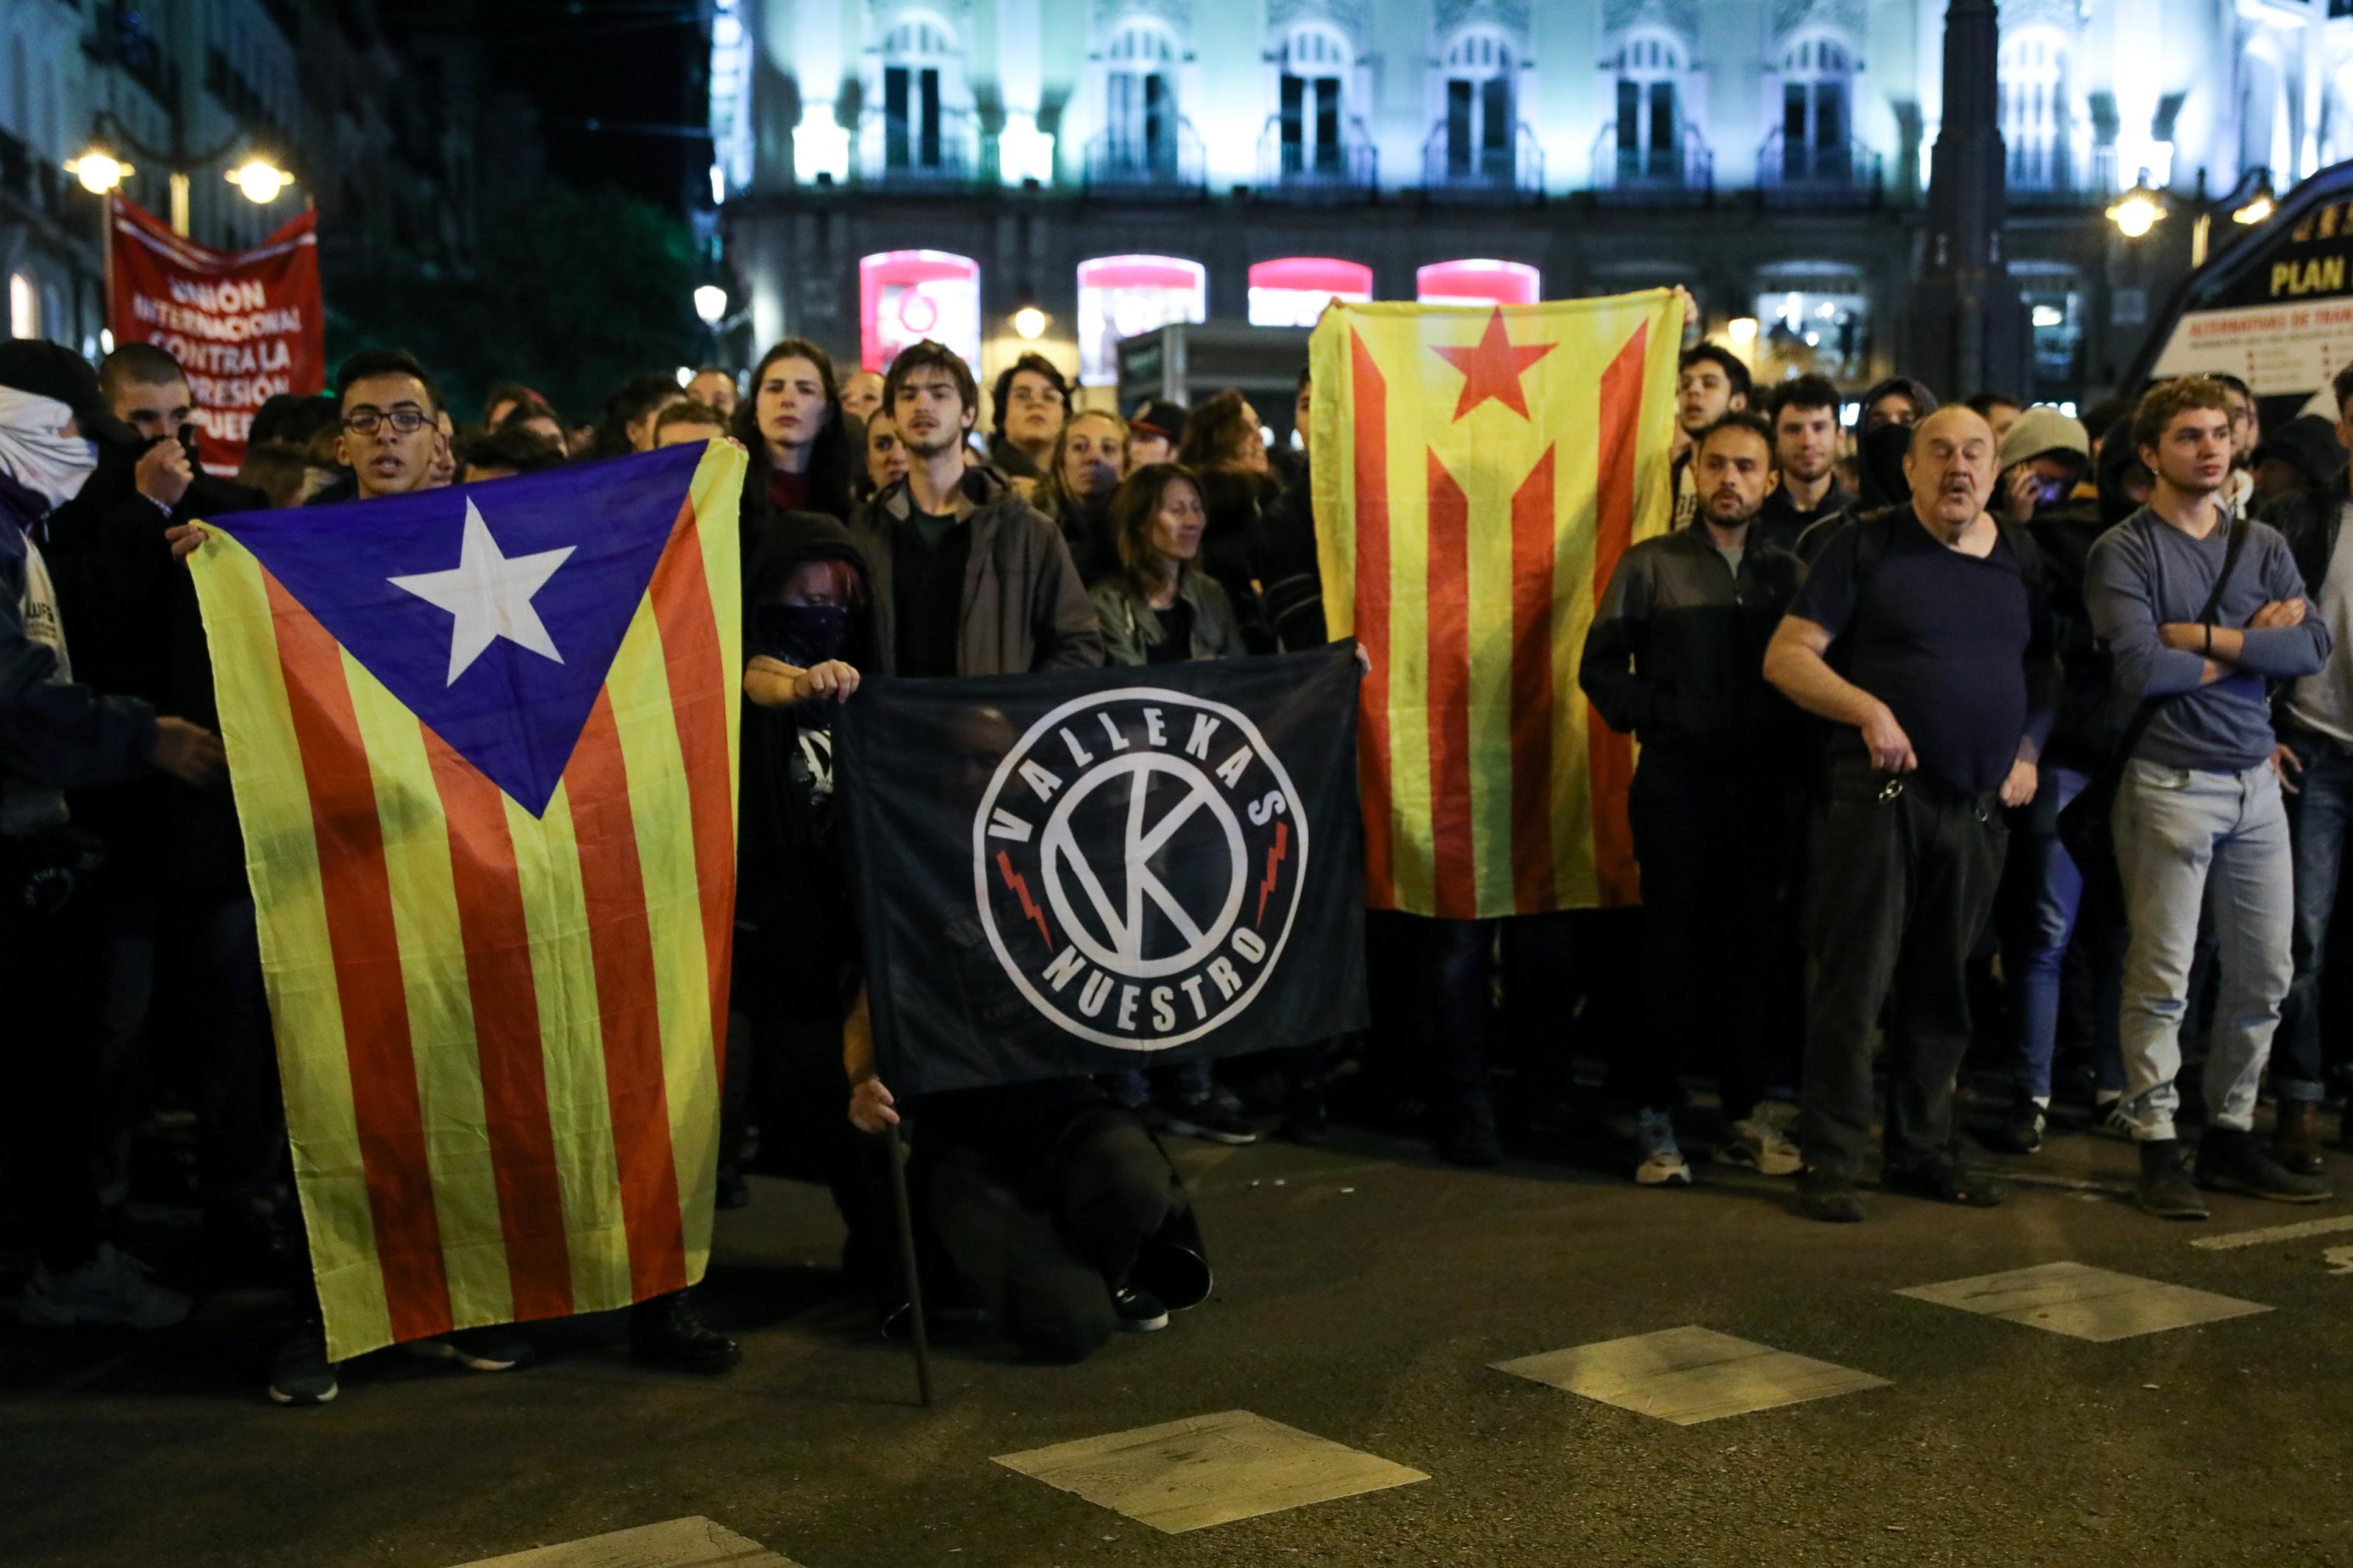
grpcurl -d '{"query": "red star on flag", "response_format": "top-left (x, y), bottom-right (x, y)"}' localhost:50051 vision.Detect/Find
top-left (1430, 307), bottom-right (1556, 422)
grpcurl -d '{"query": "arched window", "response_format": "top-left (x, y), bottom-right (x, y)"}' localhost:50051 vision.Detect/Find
top-left (1614, 32), bottom-right (1685, 179)
top-left (2000, 29), bottom-right (2071, 191)
top-left (1102, 21), bottom-right (1178, 169)
top-left (1076, 254), bottom-right (1206, 384)
top-left (9, 272), bottom-right (38, 341)
top-left (1440, 31), bottom-right (1515, 179)
top-left (2240, 39), bottom-right (2290, 179)
top-left (878, 12), bottom-right (960, 172)
top-left (1780, 34), bottom-right (1852, 179)
top-left (1249, 257), bottom-right (1372, 326)
top-left (1417, 258), bottom-right (1540, 307)
top-left (1278, 24), bottom-right (1353, 176)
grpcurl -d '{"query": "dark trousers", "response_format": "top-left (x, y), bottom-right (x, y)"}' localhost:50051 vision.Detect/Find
top-left (926, 1106), bottom-right (1184, 1363)
top-left (2277, 728), bottom-right (2353, 1102)
top-left (1624, 757), bottom-right (1790, 1120)
top-left (1801, 758), bottom-right (2007, 1178)
top-left (1365, 911), bottom-right (1494, 1107)
top-left (2, 830), bottom-right (110, 1271)
top-left (175, 895), bottom-right (285, 1203)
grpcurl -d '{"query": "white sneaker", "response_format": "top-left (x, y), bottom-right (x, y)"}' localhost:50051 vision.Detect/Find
top-left (20, 1243), bottom-right (191, 1330)
top-left (1634, 1109), bottom-right (1692, 1186)
top-left (1718, 1117), bottom-right (1804, 1177)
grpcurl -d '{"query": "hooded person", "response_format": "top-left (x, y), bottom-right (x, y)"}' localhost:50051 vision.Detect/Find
top-left (0, 340), bottom-right (224, 1332)
top-left (732, 512), bottom-right (900, 1290)
top-left (1790, 421), bottom-right (1918, 564)
top-left (1860, 375), bottom-right (1940, 433)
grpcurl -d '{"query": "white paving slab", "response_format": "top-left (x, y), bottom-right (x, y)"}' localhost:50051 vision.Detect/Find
top-left (1493, 1325), bottom-right (1890, 1425)
top-left (2189, 1212), bottom-right (2353, 1251)
top-left (447, 1516), bottom-right (800, 1568)
top-left (993, 1408), bottom-right (1427, 1533)
top-left (1897, 1261), bottom-right (2270, 1342)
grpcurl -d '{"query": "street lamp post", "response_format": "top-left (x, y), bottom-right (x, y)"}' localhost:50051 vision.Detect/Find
top-left (68, 135), bottom-right (296, 353)
top-left (694, 284), bottom-right (729, 364)
top-left (1905, 0), bottom-right (2028, 401)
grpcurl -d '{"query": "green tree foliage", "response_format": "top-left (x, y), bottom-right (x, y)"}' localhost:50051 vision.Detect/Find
top-left (324, 183), bottom-right (701, 425)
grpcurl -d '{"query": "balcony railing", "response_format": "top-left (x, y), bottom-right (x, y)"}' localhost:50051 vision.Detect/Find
top-left (1591, 124), bottom-right (1713, 204)
top-left (1421, 121), bottom-right (1543, 203)
top-left (0, 129), bottom-right (66, 223)
top-left (1082, 121), bottom-right (1206, 196)
top-left (1757, 130), bottom-right (1882, 207)
top-left (857, 107), bottom-right (993, 187)
top-left (1256, 116), bottom-right (1378, 200)
top-left (2006, 140), bottom-right (2116, 206)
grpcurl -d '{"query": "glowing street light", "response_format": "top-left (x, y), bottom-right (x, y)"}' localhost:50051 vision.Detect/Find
top-left (1010, 306), bottom-right (1049, 341)
top-left (68, 151), bottom-right (131, 194)
top-left (225, 159), bottom-right (292, 204)
top-left (2106, 176), bottom-right (2167, 240)
top-left (2232, 171), bottom-right (2278, 227)
top-left (693, 284), bottom-right (729, 326)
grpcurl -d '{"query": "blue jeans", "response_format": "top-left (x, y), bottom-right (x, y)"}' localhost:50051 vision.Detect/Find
top-left (2002, 764), bottom-right (2124, 1101)
top-left (2113, 760), bottom-right (2293, 1140)
top-left (2277, 728), bottom-right (2353, 1103)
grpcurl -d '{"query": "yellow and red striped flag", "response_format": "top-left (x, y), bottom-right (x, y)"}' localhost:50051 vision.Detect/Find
top-left (1310, 291), bottom-right (1682, 918)
top-left (189, 441), bottom-right (744, 1361)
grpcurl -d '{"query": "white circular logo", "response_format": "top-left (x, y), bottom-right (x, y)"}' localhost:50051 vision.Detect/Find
top-left (973, 687), bottom-right (1310, 1050)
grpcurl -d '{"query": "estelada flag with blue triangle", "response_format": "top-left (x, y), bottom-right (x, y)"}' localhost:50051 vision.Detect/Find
top-left (188, 440), bottom-right (745, 1361)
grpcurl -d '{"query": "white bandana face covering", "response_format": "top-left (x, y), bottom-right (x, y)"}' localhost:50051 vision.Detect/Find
top-left (0, 387), bottom-right (99, 512)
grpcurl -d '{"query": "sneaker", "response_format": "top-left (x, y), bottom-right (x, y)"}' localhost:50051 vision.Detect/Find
top-left (1112, 1284), bottom-right (1170, 1333)
top-left (19, 1243), bottom-right (191, 1330)
top-left (2135, 1137), bottom-right (2209, 1220)
top-left (2198, 1127), bottom-right (2330, 1203)
top-left (1435, 1097), bottom-right (1502, 1167)
top-left (1154, 1095), bottom-right (1260, 1146)
top-left (1796, 1168), bottom-right (1865, 1223)
top-left (1883, 1155), bottom-right (2007, 1207)
top-left (629, 1289), bottom-right (740, 1373)
top-left (1750, 1099), bottom-right (1803, 1138)
top-left (1717, 1117), bottom-right (1802, 1177)
top-left (406, 1324), bottom-right (535, 1372)
top-left (1633, 1109), bottom-right (1692, 1186)
top-left (2095, 1094), bottom-right (2135, 1139)
top-left (1985, 1095), bottom-right (2046, 1155)
top-left (267, 1325), bottom-right (339, 1406)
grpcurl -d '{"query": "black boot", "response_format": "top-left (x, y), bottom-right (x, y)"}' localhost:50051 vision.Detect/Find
top-left (2135, 1138), bottom-right (2208, 1220)
top-left (629, 1289), bottom-right (740, 1373)
top-left (2199, 1126), bottom-right (2330, 1204)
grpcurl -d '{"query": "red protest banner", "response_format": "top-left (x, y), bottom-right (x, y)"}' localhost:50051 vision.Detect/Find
top-left (107, 196), bottom-right (324, 473)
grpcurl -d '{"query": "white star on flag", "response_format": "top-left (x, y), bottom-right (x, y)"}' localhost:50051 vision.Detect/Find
top-left (389, 498), bottom-right (577, 686)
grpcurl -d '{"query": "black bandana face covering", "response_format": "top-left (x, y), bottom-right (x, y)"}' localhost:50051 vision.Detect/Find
top-left (764, 603), bottom-right (852, 667)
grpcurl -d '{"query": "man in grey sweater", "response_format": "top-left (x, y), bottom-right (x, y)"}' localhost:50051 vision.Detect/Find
top-left (2086, 378), bottom-right (2332, 1218)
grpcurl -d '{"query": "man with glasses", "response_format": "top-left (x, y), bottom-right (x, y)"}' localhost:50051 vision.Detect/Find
top-left (332, 349), bottom-right (449, 502)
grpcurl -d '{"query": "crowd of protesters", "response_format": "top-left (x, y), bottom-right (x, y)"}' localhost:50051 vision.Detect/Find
top-left (5, 303), bottom-right (2353, 1395)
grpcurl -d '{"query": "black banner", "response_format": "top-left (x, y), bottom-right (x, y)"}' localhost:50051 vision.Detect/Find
top-left (836, 645), bottom-right (1367, 1097)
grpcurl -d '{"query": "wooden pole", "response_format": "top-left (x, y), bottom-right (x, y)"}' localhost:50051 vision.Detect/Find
top-left (882, 1120), bottom-right (933, 1408)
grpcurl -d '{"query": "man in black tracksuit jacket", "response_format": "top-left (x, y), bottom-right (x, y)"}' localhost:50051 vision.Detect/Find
top-left (1579, 411), bottom-right (1805, 1185)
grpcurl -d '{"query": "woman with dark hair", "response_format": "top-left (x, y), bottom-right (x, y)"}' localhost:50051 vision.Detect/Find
top-left (1174, 388), bottom-right (1277, 651)
top-left (733, 338), bottom-right (857, 523)
top-left (1032, 408), bottom-right (1128, 584)
top-left (1085, 463), bottom-right (1255, 1142)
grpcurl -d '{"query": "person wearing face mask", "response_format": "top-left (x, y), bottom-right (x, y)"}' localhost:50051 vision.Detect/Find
top-left (0, 340), bottom-right (225, 1331)
top-left (1033, 409), bottom-right (1129, 584)
top-left (1765, 406), bottom-right (2057, 1222)
top-left (733, 338), bottom-right (857, 528)
top-left (732, 513), bottom-right (898, 1292)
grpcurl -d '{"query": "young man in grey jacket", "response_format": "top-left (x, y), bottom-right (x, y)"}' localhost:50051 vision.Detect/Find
top-left (2086, 377), bottom-right (2333, 1218)
top-left (849, 340), bottom-right (1104, 679)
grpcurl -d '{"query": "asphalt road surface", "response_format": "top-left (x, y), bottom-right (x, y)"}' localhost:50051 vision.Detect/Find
top-left (6, 1106), bottom-right (2352, 1568)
